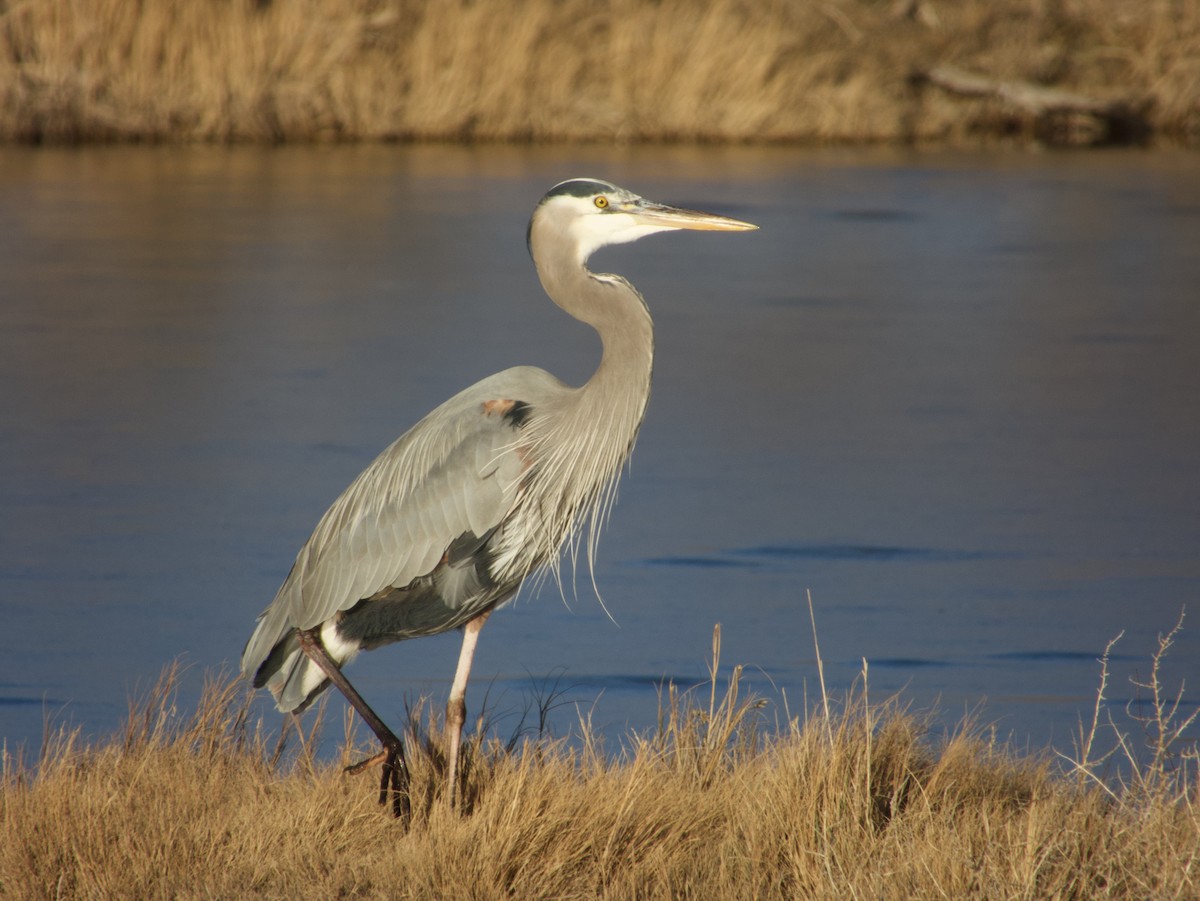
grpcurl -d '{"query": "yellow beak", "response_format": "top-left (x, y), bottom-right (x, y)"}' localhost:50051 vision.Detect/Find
top-left (630, 200), bottom-right (758, 232)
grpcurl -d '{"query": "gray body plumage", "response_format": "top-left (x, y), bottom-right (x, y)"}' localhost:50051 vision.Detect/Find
top-left (242, 368), bottom-right (563, 711)
top-left (240, 178), bottom-right (754, 733)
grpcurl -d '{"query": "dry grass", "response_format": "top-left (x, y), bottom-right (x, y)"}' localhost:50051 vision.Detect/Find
top-left (2, 624), bottom-right (1197, 899)
top-left (1, 0), bottom-right (1198, 146)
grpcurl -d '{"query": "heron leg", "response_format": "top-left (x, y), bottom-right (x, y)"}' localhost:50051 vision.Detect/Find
top-left (445, 610), bottom-right (491, 809)
top-left (295, 627), bottom-right (410, 822)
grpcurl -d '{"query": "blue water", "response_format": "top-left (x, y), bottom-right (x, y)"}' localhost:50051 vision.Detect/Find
top-left (2, 145), bottom-right (1197, 767)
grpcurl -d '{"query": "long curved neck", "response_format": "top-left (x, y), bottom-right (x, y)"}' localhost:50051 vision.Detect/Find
top-left (525, 224), bottom-right (654, 567)
top-left (532, 235), bottom-right (654, 435)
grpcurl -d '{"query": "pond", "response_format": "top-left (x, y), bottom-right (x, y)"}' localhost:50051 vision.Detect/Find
top-left (2, 143), bottom-right (1197, 765)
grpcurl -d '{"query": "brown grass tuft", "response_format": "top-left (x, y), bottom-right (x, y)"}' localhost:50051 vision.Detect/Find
top-left (3, 623), bottom-right (1198, 898)
top-left (1, 0), bottom-right (1198, 146)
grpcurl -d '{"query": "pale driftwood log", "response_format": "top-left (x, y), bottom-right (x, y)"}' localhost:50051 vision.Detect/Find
top-left (913, 64), bottom-right (1147, 144)
top-left (922, 65), bottom-right (1113, 115)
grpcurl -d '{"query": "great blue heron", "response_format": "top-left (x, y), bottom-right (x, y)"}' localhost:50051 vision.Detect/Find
top-left (241, 178), bottom-right (756, 819)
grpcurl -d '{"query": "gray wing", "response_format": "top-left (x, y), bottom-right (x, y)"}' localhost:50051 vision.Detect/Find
top-left (240, 366), bottom-right (564, 692)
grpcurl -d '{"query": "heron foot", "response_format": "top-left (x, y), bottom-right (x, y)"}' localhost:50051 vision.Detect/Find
top-left (345, 748), bottom-right (389, 776)
top-left (346, 739), bottom-right (410, 822)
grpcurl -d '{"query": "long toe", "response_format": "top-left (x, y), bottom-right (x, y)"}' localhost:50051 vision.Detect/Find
top-left (381, 745), bottom-right (411, 823)
top-left (345, 748), bottom-right (390, 776)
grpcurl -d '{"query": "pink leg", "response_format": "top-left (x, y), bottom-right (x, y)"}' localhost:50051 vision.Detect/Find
top-left (445, 610), bottom-right (491, 808)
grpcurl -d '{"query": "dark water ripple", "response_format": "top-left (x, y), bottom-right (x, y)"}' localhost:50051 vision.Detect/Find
top-left (641, 545), bottom-right (1017, 568)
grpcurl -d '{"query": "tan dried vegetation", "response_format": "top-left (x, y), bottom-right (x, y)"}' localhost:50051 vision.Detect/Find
top-left (2, 623), bottom-right (1198, 899)
top-left (1, 0), bottom-right (1198, 146)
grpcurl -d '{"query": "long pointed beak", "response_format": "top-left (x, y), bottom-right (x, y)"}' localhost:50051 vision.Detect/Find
top-left (630, 200), bottom-right (758, 232)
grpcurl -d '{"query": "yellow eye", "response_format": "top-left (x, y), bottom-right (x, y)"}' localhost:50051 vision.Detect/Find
top-left (594, 195), bottom-right (609, 209)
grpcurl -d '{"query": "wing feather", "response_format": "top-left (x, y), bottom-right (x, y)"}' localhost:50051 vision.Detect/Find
top-left (240, 366), bottom-right (565, 679)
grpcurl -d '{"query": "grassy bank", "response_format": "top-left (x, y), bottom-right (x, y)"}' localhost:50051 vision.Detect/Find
top-left (2, 0), bottom-right (1197, 146)
top-left (2, 630), bottom-right (1197, 899)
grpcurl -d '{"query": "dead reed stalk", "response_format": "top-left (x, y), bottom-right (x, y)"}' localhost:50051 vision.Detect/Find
top-left (2, 621), bottom-right (1197, 898)
top-left (1, 0), bottom-right (1197, 146)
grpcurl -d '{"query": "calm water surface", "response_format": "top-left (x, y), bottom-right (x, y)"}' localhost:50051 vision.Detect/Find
top-left (2, 145), bottom-right (1198, 762)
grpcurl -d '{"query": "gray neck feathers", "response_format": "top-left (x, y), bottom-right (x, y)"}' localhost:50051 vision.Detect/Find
top-left (527, 224), bottom-right (655, 572)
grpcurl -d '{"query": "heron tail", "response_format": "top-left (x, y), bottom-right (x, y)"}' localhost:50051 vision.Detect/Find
top-left (242, 606), bottom-right (349, 714)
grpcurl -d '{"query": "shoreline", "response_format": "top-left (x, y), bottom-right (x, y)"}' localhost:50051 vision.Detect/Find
top-left (3, 0), bottom-right (1196, 148)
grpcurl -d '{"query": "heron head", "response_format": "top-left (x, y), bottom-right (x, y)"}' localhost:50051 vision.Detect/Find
top-left (528, 178), bottom-right (757, 265)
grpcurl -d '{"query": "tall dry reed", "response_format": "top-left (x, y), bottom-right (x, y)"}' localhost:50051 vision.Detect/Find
top-left (2, 624), bottom-right (1197, 899)
top-left (1, 0), bottom-right (1197, 145)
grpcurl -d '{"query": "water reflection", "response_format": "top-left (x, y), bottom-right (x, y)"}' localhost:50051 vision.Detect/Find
top-left (1, 145), bottom-right (1197, 762)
